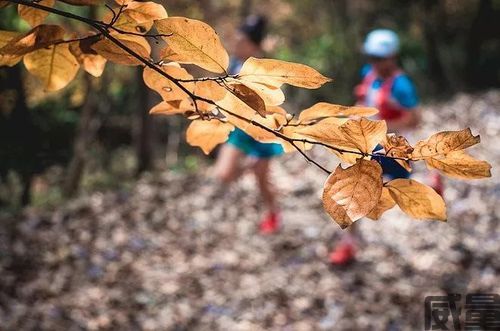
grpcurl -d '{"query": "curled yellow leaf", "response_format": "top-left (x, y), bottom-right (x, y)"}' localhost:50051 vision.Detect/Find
top-left (411, 128), bottom-right (480, 159)
top-left (381, 134), bottom-right (413, 172)
top-left (386, 179), bottom-right (446, 221)
top-left (322, 159), bottom-right (383, 228)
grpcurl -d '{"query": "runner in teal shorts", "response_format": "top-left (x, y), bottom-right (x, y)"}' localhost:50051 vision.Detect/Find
top-left (214, 15), bottom-right (283, 234)
top-left (227, 127), bottom-right (284, 159)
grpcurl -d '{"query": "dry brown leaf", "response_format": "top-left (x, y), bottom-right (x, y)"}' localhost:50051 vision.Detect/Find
top-left (227, 83), bottom-right (266, 117)
top-left (59, 0), bottom-right (101, 5)
top-left (218, 87), bottom-right (266, 121)
top-left (69, 37), bottom-right (106, 77)
top-left (411, 128), bottom-right (480, 159)
top-left (339, 118), bottom-right (387, 154)
top-left (366, 187), bottom-right (396, 220)
top-left (265, 105), bottom-right (288, 116)
top-left (23, 43), bottom-right (80, 91)
top-left (238, 57), bottom-right (332, 89)
top-left (294, 117), bottom-right (355, 148)
top-left (0, 30), bottom-right (23, 66)
top-left (186, 119), bottom-right (234, 154)
top-left (235, 80), bottom-right (285, 106)
top-left (114, 0), bottom-right (133, 5)
top-left (294, 117), bottom-right (360, 162)
top-left (322, 159), bottom-right (383, 228)
top-left (386, 179), bottom-right (446, 221)
top-left (218, 91), bottom-right (288, 143)
top-left (425, 150), bottom-right (492, 179)
top-left (193, 81), bottom-right (226, 101)
top-left (18, 0), bottom-right (54, 27)
top-left (143, 64), bottom-right (193, 101)
top-left (381, 134), bottom-right (413, 172)
top-left (91, 34), bottom-right (150, 66)
top-left (244, 113), bottom-right (287, 143)
top-left (104, 1), bottom-right (168, 34)
top-left (277, 125), bottom-right (314, 153)
top-left (191, 80), bottom-right (226, 112)
top-left (149, 100), bottom-right (194, 116)
top-left (124, 2), bottom-right (168, 23)
top-left (298, 102), bottom-right (379, 124)
top-left (330, 148), bottom-right (364, 165)
top-left (156, 17), bottom-right (229, 73)
top-left (0, 25), bottom-right (65, 57)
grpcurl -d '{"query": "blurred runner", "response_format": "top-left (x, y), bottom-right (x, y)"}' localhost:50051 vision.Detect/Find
top-left (329, 29), bottom-right (442, 265)
top-left (214, 15), bottom-right (284, 234)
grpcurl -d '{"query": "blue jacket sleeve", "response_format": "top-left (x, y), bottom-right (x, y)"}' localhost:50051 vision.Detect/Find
top-left (392, 75), bottom-right (419, 109)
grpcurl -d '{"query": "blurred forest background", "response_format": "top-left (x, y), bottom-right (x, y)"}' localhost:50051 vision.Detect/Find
top-left (1, 1), bottom-right (500, 330)
top-left (1, 0), bottom-right (500, 209)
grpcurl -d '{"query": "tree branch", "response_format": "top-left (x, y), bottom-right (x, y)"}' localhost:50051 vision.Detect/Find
top-left (6, 0), bottom-right (409, 176)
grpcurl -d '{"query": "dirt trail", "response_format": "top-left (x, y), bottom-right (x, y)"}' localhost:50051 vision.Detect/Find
top-left (1, 91), bottom-right (499, 330)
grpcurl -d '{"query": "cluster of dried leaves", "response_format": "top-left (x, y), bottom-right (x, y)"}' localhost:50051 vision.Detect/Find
top-left (0, 0), bottom-right (492, 228)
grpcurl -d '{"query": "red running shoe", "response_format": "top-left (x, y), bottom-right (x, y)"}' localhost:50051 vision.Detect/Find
top-left (329, 241), bottom-right (356, 266)
top-left (259, 212), bottom-right (280, 234)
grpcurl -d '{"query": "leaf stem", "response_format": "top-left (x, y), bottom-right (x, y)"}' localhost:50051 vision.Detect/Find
top-left (6, 0), bottom-right (409, 175)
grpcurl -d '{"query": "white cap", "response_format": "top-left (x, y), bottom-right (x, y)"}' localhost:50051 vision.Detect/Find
top-left (363, 29), bottom-right (400, 58)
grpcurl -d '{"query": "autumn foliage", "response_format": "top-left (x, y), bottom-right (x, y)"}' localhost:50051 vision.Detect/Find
top-left (0, 0), bottom-right (492, 229)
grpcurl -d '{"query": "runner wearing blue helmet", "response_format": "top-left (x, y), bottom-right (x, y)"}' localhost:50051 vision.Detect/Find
top-left (329, 29), bottom-right (441, 266)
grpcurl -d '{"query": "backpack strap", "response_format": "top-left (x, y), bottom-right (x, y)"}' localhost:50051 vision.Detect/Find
top-left (378, 70), bottom-right (404, 109)
top-left (355, 69), bottom-right (377, 102)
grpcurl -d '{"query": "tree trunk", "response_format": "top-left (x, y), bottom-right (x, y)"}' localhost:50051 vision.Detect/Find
top-left (239, 0), bottom-right (253, 19)
top-left (464, 0), bottom-right (499, 87)
top-left (135, 68), bottom-right (154, 175)
top-left (422, 0), bottom-right (449, 92)
top-left (63, 75), bottom-right (100, 197)
top-left (0, 65), bottom-right (34, 206)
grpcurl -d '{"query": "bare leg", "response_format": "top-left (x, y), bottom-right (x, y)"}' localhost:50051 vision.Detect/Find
top-left (213, 144), bottom-right (244, 183)
top-left (329, 221), bottom-right (358, 265)
top-left (252, 158), bottom-right (278, 213)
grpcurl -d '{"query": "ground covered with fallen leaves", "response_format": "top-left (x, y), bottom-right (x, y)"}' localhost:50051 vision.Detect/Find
top-left (1, 91), bottom-right (499, 330)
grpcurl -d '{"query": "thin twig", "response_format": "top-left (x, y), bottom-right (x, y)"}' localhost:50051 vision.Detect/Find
top-left (108, 26), bottom-right (173, 39)
top-left (6, 0), bottom-right (410, 175)
top-left (104, 4), bottom-right (117, 24)
top-left (53, 33), bottom-right (101, 46)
